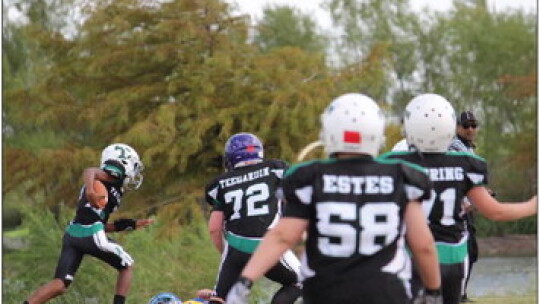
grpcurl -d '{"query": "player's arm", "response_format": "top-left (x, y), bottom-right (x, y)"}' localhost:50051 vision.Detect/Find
top-left (467, 187), bottom-right (537, 221)
top-left (105, 218), bottom-right (155, 233)
top-left (209, 211), bottom-right (225, 253)
top-left (404, 201), bottom-right (441, 291)
top-left (243, 217), bottom-right (307, 281)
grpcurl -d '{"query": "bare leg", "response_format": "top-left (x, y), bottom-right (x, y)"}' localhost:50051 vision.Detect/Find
top-left (115, 266), bottom-right (133, 296)
top-left (26, 279), bottom-right (67, 304)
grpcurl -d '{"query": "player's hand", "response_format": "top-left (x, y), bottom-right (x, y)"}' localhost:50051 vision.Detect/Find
top-left (196, 289), bottom-right (215, 300)
top-left (226, 277), bottom-right (252, 304)
top-left (136, 218), bottom-right (154, 229)
top-left (112, 244), bottom-right (134, 267)
top-left (413, 289), bottom-right (443, 304)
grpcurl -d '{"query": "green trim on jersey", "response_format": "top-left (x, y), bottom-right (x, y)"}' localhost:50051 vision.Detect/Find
top-left (225, 232), bottom-right (262, 253)
top-left (444, 151), bottom-right (486, 162)
top-left (285, 159), bottom-right (337, 177)
top-left (211, 198), bottom-right (223, 206)
top-left (375, 154), bottom-right (427, 174)
top-left (435, 240), bottom-right (468, 264)
top-left (66, 222), bottom-right (104, 237)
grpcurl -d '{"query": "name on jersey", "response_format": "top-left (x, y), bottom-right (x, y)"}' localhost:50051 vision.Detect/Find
top-left (219, 167), bottom-right (270, 188)
top-left (323, 174), bottom-right (394, 194)
top-left (426, 167), bottom-right (464, 181)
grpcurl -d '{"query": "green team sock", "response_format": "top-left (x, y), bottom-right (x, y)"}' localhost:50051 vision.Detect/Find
top-left (113, 294), bottom-right (125, 304)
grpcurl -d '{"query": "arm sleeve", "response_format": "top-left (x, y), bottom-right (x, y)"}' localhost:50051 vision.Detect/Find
top-left (282, 163), bottom-right (315, 219)
top-left (465, 155), bottom-right (489, 188)
top-left (400, 162), bottom-right (432, 202)
top-left (205, 179), bottom-right (226, 211)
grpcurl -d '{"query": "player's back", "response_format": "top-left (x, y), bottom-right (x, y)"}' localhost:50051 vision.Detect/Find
top-left (283, 156), bottom-right (431, 285)
top-left (205, 159), bottom-right (287, 238)
top-left (379, 151), bottom-right (488, 243)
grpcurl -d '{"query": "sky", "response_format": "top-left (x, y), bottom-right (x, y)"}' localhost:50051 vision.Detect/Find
top-left (225, 0), bottom-right (537, 29)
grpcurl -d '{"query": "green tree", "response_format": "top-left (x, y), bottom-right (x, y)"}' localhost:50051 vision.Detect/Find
top-left (253, 5), bottom-right (328, 55)
top-left (4, 0), bottom-right (389, 218)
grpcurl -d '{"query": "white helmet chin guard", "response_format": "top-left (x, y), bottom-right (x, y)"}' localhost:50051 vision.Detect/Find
top-left (403, 93), bottom-right (456, 153)
top-left (320, 93), bottom-right (385, 157)
top-left (100, 143), bottom-right (144, 190)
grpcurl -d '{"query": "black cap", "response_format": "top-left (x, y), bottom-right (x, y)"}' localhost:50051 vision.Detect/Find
top-left (457, 111), bottom-right (477, 125)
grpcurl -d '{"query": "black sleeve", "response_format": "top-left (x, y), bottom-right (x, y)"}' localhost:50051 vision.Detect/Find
top-left (465, 155), bottom-right (489, 187)
top-left (282, 162), bottom-right (316, 219)
top-left (205, 178), bottom-right (225, 211)
top-left (400, 162), bottom-right (432, 202)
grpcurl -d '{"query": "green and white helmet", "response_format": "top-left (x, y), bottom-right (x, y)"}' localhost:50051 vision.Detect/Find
top-left (100, 143), bottom-right (144, 190)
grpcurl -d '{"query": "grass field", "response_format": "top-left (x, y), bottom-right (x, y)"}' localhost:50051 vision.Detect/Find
top-left (474, 295), bottom-right (537, 304)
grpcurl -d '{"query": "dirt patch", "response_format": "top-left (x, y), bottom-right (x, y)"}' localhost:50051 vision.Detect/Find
top-left (477, 234), bottom-right (537, 257)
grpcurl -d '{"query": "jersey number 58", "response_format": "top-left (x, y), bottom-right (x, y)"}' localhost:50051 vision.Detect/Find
top-left (317, 202), bottom-right (400, 257)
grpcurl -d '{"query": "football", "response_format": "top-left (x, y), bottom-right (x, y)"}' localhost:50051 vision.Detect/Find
top-left (92, 180), bottom-right (108, 209)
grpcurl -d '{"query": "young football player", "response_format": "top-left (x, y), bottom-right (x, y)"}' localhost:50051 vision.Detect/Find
top-left (379, 94), bottom-right (537, 304)
top-left (226, 93), bottom-right (442, 304)
top-left (23, 143), bottom-right (154, 304)
top-left (205, 133), bottom-right (302, 304)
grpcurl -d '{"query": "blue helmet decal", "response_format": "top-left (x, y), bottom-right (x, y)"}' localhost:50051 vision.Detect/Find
top-left (224, 133), bottom-right (264, 170)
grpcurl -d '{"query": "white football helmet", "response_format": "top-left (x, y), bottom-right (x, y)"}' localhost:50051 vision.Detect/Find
top-left (100, 143), bottom-right (144, 190)
top-left (403, 93), bottom-right (456, 153)
top-left (320, 93), bottom-right (385, 157)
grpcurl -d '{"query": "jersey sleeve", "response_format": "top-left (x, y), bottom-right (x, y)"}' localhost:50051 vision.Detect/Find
top-left (282, 162), bottom-right (316, 219)
top-left (465, 154), bottom-right (489, 187)
top-left (400, 162), bottom-right (432, 202)
top-left (204, 178), bottom-right (226, 211)
top-left (268, 159), bottom-right (289, 180)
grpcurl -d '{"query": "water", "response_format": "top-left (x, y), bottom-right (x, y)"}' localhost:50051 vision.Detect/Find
top-left (468, 257), bottom-right (537, 297)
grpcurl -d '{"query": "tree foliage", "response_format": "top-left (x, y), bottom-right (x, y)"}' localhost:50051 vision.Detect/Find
top-left (253, 5), bottom-right (328, 54)
top-left (4, 0), bottom-right (389, 215)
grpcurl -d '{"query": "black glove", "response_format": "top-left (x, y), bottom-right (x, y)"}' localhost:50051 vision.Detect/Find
top-left (226, 276), bottom-right (253, 304)
top-left (413, 288), bottom-right (443, 304)
top-left (114, 219), bottom-right (137, 231)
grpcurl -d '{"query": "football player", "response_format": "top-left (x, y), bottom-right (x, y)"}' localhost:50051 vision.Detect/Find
top-left (226, 93), bottom-right (442, 304)
top-left (379, 94), bottom-right (537, 304)
top-left (205, 133), bottom-right (302, 304)
top-left (23, 143), bottom-right (154, 304)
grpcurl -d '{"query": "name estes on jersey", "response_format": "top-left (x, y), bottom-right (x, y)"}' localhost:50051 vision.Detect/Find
top-left (219, 167), bottom-right (271, 188)
top-left (323, 174), bottom-right (394, 194)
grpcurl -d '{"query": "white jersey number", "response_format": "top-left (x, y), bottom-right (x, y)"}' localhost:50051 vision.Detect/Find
top-left (422, 188), bottom-right (456, 226)
top-left (316, 202), bottom-right (400, 257)
top-left (224, 183), bottom-right (270, 220)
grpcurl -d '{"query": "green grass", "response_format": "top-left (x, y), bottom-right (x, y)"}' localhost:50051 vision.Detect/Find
top-left (3, 227), bottom-right (29, 238)
top-left (474, 295), bottom-right (536, 304)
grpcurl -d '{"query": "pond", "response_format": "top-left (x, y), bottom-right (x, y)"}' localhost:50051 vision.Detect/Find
top-left (467, 256), bottom-right (537, 297)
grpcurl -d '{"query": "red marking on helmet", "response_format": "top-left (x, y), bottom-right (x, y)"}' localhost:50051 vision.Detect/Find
top-left (246, 145), bottom-right (256, 152)
top-left (343, 131), bottom-right (361, 143)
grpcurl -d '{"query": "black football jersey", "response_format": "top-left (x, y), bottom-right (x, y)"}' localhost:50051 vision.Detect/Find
top-left (72, 179), bottom-right (124, 225)
top-left (205, 159), bottom-right (288, 238)
top-left (379, 151), bottom-right (488, 243)
top-left (282, 156), bottom-right (431, 284)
